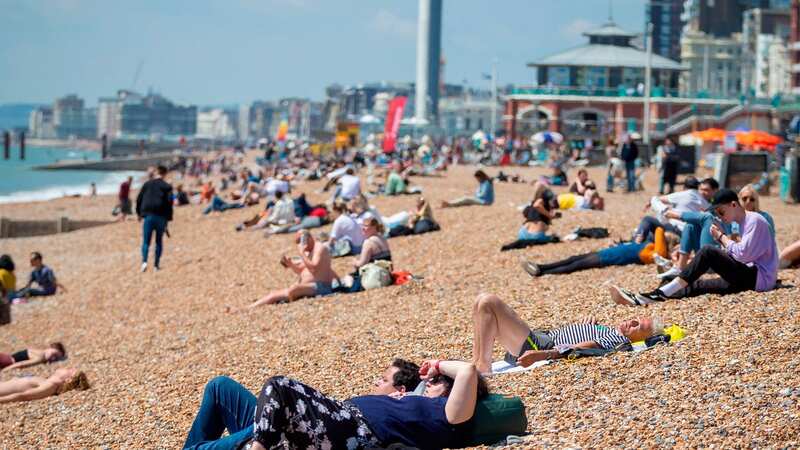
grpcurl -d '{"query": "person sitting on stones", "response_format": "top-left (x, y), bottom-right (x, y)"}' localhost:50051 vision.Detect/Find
top-left (610, 188), bottom-right (778, 305)
top-left (248, 230), bottom-right (339, 308)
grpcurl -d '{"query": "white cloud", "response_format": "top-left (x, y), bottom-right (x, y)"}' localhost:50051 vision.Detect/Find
top-left (369, 9), bottom-right (416, 40)
top-left (561, 18), bottom-right (595, 41)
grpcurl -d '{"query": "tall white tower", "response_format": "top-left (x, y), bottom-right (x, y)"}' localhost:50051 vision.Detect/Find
top-left (415, 0), bottom-right (431, 122)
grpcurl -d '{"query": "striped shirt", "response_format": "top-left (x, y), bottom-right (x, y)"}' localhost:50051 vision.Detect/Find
top-left (547, 324), bottom-right (630, 350)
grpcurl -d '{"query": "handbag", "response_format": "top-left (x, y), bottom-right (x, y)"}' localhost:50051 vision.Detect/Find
top-left (358, 260), bottom-right (393, 290)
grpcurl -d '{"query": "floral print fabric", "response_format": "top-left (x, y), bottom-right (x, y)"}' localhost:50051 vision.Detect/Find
top-left (253, 376), bottom-right (380, 450)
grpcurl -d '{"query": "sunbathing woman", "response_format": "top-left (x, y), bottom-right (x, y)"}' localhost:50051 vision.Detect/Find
top-left (1, 342), bottom-right (66, 371)
top-left (0, 367), bottom-right (89, 403)
top-left (521, 227), bottom-right (676, 277)
top-left (239, 360), bottom-right (487, 449)
top-left (353, 217), bottom-right (392, 270)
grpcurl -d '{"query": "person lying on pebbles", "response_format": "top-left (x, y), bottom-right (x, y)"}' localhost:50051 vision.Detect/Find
top-left (0, 342), bottom-right (66, 371)
top-left (521, 227), bottom-right (678, 277)
top-left (245, 231), bottom-right (339, 309)
top-left (183, 358), bottom-right (423, 449)
top-left (610, 189), bottom-right (778, 306)
top-left (471, 293), bottom-right (663, 375)
top-left (0, 367), bottom-right (89, 403)
top-left (186, 359), bottom-right (488, 450)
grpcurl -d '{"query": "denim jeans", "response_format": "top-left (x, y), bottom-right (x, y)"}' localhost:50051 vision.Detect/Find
top-left (203, 197), bottom-right (243, 215)
top-left (634, 216), bottom-right (680, 241)
top-left (678, 211), bottom-right (724, 254)
top-left (625, 161), bottom-right (637, 192)
top-left (183, 376), bottom-right (257, 450)
top-left (141, 215), bottom-right (167, 266)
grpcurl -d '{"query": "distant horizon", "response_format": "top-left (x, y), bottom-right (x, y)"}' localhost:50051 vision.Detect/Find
top-left (1, 0), bottom-right (644, 105)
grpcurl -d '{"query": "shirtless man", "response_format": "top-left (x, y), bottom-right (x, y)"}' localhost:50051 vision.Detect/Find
top-left (249, 230), bottom-right (339, 308)
top-left (0, 367), bottom-right (89, 403)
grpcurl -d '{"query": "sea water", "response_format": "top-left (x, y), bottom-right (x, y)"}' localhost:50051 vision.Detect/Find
top-left (0, 147), bottom-right (143, 203)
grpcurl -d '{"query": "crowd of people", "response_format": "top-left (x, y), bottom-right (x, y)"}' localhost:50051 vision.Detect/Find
top-left (2, 135), bottom-right (800, 449)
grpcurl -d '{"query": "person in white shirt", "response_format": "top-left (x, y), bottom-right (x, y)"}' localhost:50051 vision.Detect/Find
top-left (336, 168), bottom-right (361, 201)
top-left (236, 191), bottom-right (295, 232)
top-left (263, 176), bottom-right (290, 198)
top-left (325, 200), bottom-right (365, 256)
top-left (633, 177), bottom-right (715, 243)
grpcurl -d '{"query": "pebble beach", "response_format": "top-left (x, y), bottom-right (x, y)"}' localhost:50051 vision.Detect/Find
top-left (1, 164), bottom-right (798, 448)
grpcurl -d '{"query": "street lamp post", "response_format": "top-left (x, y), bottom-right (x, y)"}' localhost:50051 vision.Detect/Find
top-left (490, 59), bottom-right (498, 140)
top-left (643, 22), bottom-right (654, 147)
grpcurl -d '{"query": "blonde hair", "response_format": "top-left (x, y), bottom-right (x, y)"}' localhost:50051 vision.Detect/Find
top-left (738, 184), bottom-right (760, 211)
top-left (56, 371), bottom-right (90, 395)
top-left (650, 317), bottom-right (665, 336)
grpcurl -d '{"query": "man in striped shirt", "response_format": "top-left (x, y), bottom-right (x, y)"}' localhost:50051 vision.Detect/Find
top-left (472, 293), bottom-right (663, 374)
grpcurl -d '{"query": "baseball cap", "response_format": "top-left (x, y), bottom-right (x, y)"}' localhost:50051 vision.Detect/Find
top-left (707, 188), bottom-right (739, 211)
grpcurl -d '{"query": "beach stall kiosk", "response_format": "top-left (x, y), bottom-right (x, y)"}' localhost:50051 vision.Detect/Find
top-left (714, 152), bottom-right (771, 193)
top-left (780, 154), bottom-right (799, 203)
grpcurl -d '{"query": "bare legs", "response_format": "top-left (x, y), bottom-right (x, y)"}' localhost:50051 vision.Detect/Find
top-left (471, 293), bottom-right (532, 374)
top-left (249, 283), bottom-right (318, 309)
top-left (780, 240), bottom-right (800, 269)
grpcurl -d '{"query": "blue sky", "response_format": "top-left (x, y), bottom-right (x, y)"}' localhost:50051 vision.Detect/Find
top-left (1, 0), bottom-right (643, 105)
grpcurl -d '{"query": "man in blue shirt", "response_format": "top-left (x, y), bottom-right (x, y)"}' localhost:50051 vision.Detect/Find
top-left (10, 252), bottom-right (66, 301)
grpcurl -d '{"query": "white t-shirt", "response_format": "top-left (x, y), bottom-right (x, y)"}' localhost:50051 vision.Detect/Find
top-left (652, 189), bottom-right (709, 231)
top-left (264, 178), bottom-right (290, 196)
top-left (330, 214), bottom-right (365, 247)
top-left (338, 174), bottom-right (361, 200)
top-left (266, 198), bottom-right (295, 224)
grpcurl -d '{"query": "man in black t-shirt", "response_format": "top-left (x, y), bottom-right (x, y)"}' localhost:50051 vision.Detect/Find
top-left (136, 165), bottom-right (173, 272)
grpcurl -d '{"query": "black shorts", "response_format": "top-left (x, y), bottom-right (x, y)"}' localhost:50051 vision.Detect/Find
top-left (120, 198), bottom-right (132, 215)
top-left (503, 329), bottom-right (555, 365)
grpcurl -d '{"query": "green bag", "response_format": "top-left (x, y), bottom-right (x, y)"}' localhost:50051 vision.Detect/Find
top-left (466, 394), bottom-right (528, 446)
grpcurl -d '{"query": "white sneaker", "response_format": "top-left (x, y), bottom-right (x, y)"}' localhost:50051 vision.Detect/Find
top-left (653, 254), bottom-right (672, 268)
top-left (140, 262), bottom-right (148, 273)
top-left (657, 267), bottom-right (681, 280)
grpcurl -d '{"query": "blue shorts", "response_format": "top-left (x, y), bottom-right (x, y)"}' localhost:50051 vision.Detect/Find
top-left (315, 282), bottom-right (333, 296)
top-left (518, 228), bottom-right (549, 242)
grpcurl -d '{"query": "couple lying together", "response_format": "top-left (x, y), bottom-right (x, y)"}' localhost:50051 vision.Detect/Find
top-left (187, 293), bottom-right (664, 449)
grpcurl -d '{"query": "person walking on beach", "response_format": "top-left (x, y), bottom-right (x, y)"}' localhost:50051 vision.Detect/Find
top-left (136, 165), bottom-right (173, 272)
top-left (618, 134), bottom-right (639, 193)
top-left (117, 176), bottom-right (133, 221)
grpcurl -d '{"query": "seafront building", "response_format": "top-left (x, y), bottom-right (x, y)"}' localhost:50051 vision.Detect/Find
top-left (196, 108), bottom-right (238, 141)
top-left (95, 90), bottom-right (196, 140)
top-left (503, 19), bottom-right (792, 144)
top-left (52, 94), bottom-right (97, 139)
top-left (646, 0), bottom-right (685, 62)
top-left (28, 107), bottom-right (55, 139)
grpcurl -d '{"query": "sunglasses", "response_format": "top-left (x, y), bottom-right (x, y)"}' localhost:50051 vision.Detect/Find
top-left (740, 196), bottom-right (755, 202)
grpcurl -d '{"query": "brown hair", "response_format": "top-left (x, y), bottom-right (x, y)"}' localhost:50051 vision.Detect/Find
top-left (49, 342), bottom-right (66, 360)
top-left (433, 373), bottom-right (490, 399)
top-left (364, 216), bottom-right (385, 235)
top-left (332, 200), bottom-right (349, 214)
